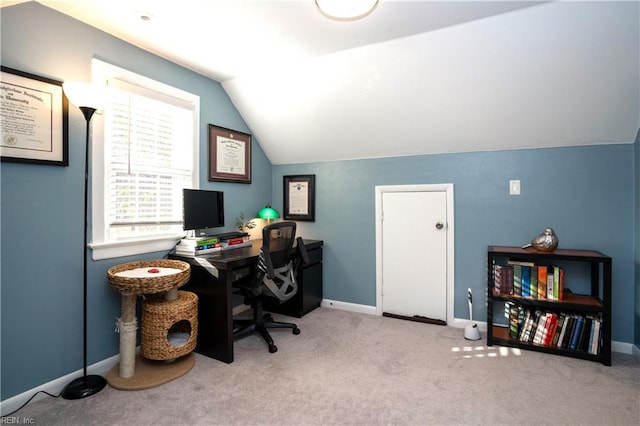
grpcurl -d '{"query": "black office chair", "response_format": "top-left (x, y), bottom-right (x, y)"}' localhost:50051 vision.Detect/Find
top-left (233, 221), bottom-right (309, 353)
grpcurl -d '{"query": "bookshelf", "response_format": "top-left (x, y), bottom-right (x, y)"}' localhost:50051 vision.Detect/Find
top-left (487, 246), bottom-right (612, 366)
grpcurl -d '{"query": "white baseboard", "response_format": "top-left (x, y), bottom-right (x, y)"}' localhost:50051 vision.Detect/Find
top-left (321, 299), bottom-right (377, 315)
top-left (321, 299), bottom-right (636, 355)
top-left (0, 353), bottom-right (121, 417)
top-left (611, 341), bottom-right (636, 356)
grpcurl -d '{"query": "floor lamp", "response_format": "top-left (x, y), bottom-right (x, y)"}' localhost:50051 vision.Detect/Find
top-left (61, 82), bottom-right (108, 399)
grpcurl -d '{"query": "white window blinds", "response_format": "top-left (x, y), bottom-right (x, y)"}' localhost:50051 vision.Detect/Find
top-left (105, 81), bottom-right (193, 240)
top-left (90, 58), bottom-right (199, 260)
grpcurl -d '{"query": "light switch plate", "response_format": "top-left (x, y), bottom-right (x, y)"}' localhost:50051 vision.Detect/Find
top-left (509, 180), bottom-right (521, 195)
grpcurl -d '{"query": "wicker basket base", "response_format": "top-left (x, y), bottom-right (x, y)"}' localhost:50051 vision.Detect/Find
top-left (107, 354), bottom-right (195, 391)
top-left (141, 291), bottom-right (198, 361)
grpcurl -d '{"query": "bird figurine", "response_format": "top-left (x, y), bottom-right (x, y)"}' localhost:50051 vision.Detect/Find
top-left (522, 228), bottom-right (559, 252)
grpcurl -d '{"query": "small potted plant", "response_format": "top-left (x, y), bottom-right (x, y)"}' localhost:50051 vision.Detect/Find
top-left (235, 213), bottom-right (257, 233)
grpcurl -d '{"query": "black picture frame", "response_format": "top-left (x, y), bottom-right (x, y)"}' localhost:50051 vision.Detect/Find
top-left (0, 66), bottom-right (69, 166)
top-left (283, 174), bottom-right (315, 221)
top-left (208, 124), bottom-right (251, 183)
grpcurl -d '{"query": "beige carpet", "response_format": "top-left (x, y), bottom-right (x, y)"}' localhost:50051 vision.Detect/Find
top-left (9, 308), bottom-right (640, 425)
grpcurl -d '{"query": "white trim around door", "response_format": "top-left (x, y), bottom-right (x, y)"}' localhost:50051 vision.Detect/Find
top-left (374, 184), bottom-right (455, 325)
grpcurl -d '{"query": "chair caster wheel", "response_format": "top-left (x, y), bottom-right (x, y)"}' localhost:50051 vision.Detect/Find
top-left (293, 327), bottom-right (301, 335)
top-left (269, 344), bottom-right (278, 353)
top-left (264, 314), bottom-right (274, 322)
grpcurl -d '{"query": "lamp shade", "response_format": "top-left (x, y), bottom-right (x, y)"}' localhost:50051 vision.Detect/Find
top-left (315, 0), bottom-right (379, 21)
top-left (257, 204), bottom-right (280, 220)
top-left (62, 81), bottom-right (108, 110)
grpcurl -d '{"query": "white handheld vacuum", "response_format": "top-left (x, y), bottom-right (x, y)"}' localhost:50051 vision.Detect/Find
top-left (464, 288), bottom-right (481, 340)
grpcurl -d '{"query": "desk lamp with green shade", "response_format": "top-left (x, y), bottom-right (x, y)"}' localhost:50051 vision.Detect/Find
top-left (257, 204), bottom-right (280, 223)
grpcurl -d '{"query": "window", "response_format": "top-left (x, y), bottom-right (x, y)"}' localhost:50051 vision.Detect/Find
top-left (91, 59), bottom-right (199, 260)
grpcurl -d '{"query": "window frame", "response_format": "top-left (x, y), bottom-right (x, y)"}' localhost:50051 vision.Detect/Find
top-left (90, 59), bottom-right (199, 260)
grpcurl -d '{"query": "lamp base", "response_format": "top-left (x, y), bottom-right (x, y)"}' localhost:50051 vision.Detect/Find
top-left (61, 374), bottom-right (107, 400)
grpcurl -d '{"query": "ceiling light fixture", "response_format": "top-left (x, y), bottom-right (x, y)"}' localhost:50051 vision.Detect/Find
top-left (136, 11), bottom-right (155, 23)
top-left (315, 0), bottom-right (380, 22)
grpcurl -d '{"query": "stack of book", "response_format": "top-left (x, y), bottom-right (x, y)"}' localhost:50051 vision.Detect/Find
top-left (493, 259), bottom-right (564, 301)
top-left (174, 232), bottom-right (252, 257)
top-left (508, 303), bottom-right (602, 355)
top-left (175, 236), bottom-right (223, 256)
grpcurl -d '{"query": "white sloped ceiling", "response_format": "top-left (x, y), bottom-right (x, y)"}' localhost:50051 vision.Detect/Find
top-left (27, 0), bottom-right (640, 164)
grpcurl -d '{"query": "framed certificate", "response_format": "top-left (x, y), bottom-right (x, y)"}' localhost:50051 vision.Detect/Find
top-left (283, 174), bottom-right (315, 221)
top-left (0, 66), bottom-right (68, 166)
top-left (208, 124), bottom-right (251, 183)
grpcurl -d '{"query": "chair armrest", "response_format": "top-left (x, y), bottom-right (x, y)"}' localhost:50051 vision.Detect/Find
top-left (261, 247), bottom-right (276, 279)
top-left (295, 237), bottom-right (310, 269)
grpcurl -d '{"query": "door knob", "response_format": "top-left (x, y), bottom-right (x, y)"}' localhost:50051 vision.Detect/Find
top-left (435, 221), bottom-right (444, 230)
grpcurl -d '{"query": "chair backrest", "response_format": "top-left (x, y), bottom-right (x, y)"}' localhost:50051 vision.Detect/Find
top-left (255, 221), bottom-right (298, 302)
top-left (262, 221), bottom-right (296, 271)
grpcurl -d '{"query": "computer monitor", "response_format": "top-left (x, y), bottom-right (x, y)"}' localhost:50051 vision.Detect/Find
top-left (182, 188), bottom-right (225, 235)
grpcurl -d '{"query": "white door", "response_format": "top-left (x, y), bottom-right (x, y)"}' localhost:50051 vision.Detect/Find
top-left (380, 189), bottom-right (449, 322)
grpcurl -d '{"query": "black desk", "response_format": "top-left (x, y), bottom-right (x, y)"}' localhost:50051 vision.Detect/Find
top-left (170, 238), bottom-right (323, 363)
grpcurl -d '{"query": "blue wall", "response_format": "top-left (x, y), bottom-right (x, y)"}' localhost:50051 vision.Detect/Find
top-left (0, 3), bottom-right (272, 400)
top-left (275, 144), bottom-right (635, 340)
top-left (1, 1), bottom-right (637, 403)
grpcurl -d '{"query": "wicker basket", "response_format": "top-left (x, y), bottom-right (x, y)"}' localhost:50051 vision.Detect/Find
top-left (141, 291), bottom-right (198, 361)
top-left (107, 259), bottom-right (190, 295)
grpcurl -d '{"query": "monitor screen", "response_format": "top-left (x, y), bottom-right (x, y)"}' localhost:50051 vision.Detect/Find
top-left (183, 189), bottom-right (225, 232)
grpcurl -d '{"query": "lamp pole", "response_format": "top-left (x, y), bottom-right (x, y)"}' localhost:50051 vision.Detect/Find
top-left (61, 84), bottom-right (108, 399)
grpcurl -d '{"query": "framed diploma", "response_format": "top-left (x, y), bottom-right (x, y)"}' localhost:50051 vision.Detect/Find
top-left (0, 66), bottom-right (68, 166)
top-left (208, 124), bottom-right (251, 183)
top-left (283, 174), bottom-right (315, 221)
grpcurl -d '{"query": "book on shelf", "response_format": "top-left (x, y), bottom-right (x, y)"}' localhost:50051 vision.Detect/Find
top-left (508, 303), bottom-right (520, 339)
top-left (508, 259), bottom-right (535, 296)
top-left (496, 265), bottom-right (514, 295)
top-left (532, 311), bottom-right (547, 344)
top-left (216, 231), bottom-right (249, 241)
top-left (557, 313), bottom-right (571, 348)
top-left (175, 244), bottom-right (223, 256)
top-left (178, 236), bottom-right (220, 247)
top-left (569, 315), bottom-right (584, 350)
top-left (493, 260), bottom-right (567, 301)
top-left (558, 268), bottom-right (564, 300)
top-left (504, 304), bottom-right (602, 354)
top-left (521, 266), bottom-right (530, 298)
top-left (496, 259), bottom-right (574, 301)
top-left (220, 240), bottom-right (252, 250)
top-left (561, 315), bottom-right (577, 349)
top-left (494, 265), bottom-right (512, 295)
top-left (526, 310), bottom-right (541, 343)
top-left (226, 236), bottom-right (249, 246)
top-left (175, 235), bottom-right (251, 257)
top-left (542, 313), bottom-right (558, 346)
top-left (512, 264), bottom-right (522, 296)
top-left (537, 265), bottom-right (547, 300)
top-left (590, 318), bottom-right (601, 355)
top-left (552, 313), bottom-right (566, 347)
top-left (176, 238), bottom-right (222, 254)
top-left (579, 317), bottom-right (592, 352)
top-left (547, 267), bottom-right (555, 300)
top-left (529, 267), bottom-right (538, 300)
top-left (518, 309), bottom-right (532, 341)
